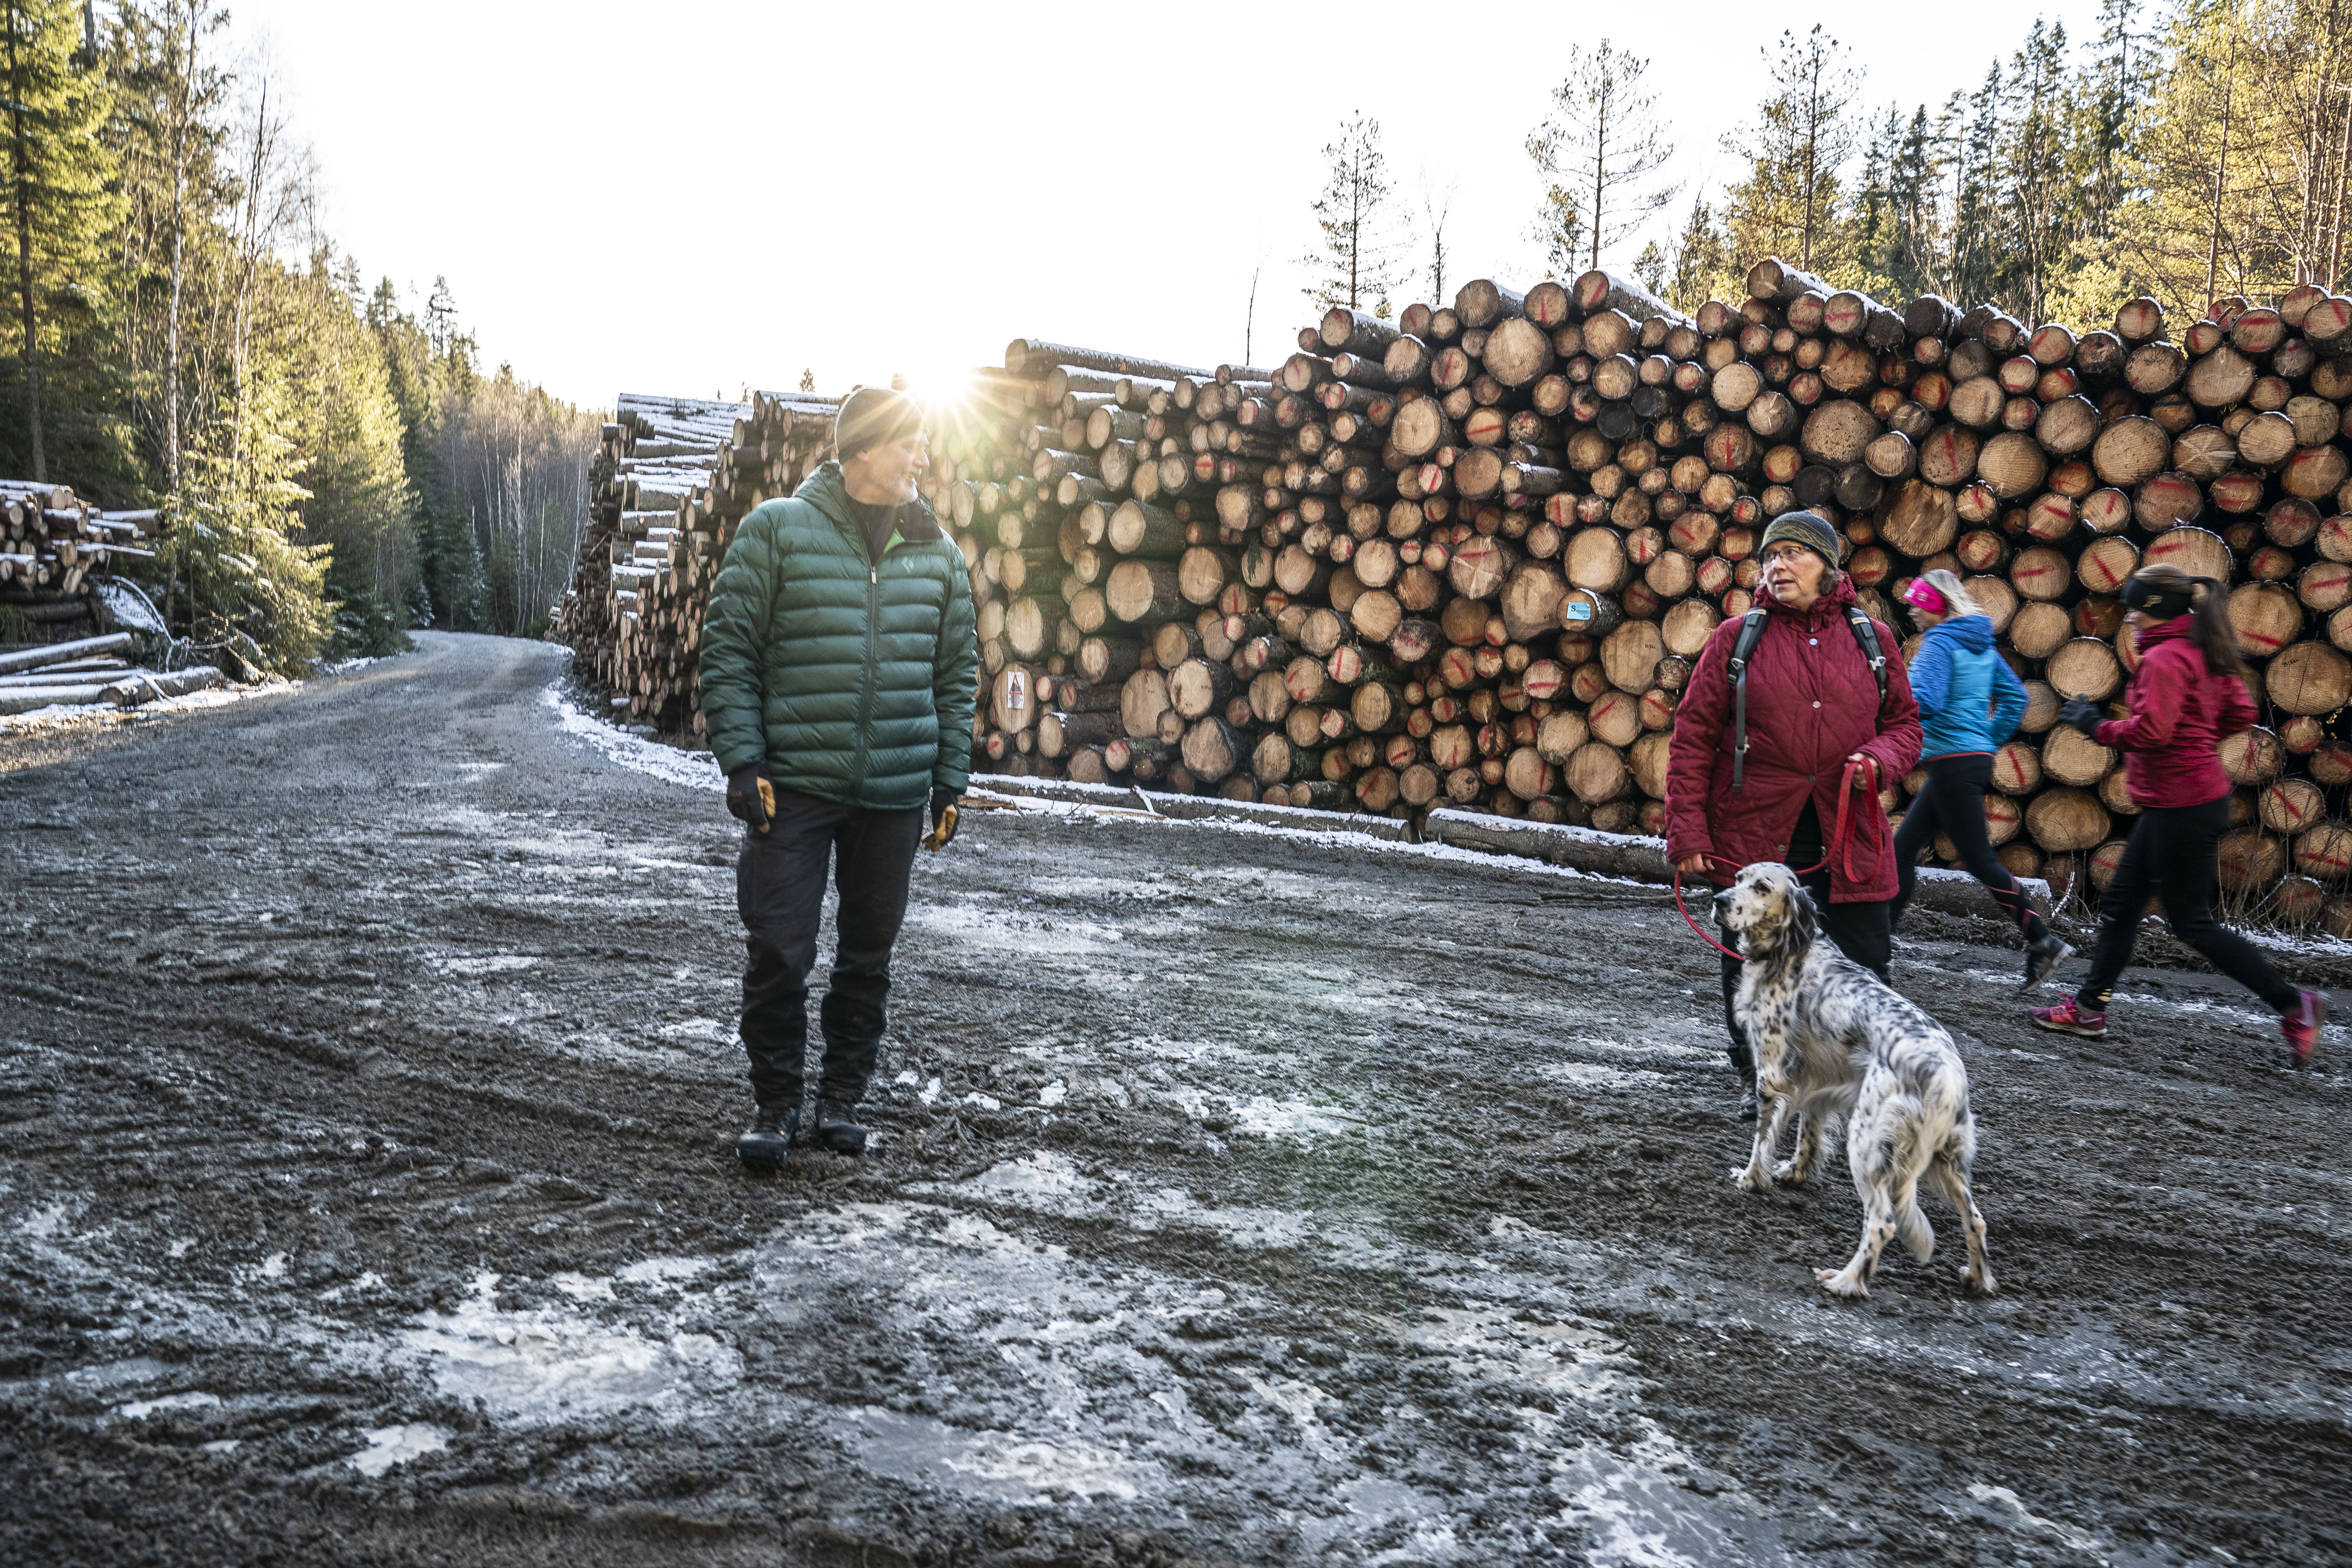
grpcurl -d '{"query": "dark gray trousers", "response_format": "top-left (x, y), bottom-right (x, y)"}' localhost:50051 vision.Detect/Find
top-left (736, 789), bottom-right (925, 1108)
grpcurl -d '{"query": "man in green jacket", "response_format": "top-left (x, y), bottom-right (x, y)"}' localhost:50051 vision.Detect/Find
top-left (697, 385), bottom-right (979, 1164)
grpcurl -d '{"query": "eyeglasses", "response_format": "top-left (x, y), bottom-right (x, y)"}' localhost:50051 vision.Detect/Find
top-left (1760, 543), bottom-right (1814, 564)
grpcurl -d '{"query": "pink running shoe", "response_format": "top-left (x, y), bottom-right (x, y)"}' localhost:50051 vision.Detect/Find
top-left (2282, 989), bottom-right (2327, 1069)
top-left (2030, 996), bottom-right (2107, 1038)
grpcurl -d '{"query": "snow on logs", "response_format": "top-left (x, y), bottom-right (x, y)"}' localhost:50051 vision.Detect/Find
top-left (555, 266), bottom-right (2352, 932)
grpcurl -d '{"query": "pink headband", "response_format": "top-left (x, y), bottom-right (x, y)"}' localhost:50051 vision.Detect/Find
top-left (1902, 578), bottom-right (1949, 616)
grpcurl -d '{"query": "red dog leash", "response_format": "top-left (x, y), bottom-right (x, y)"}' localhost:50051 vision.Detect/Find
top-left (1673, 756), bottom-right (1879, 964)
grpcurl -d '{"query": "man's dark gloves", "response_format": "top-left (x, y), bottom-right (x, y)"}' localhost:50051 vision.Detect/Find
top-left (2059, 697), bottom-right (2105, 738)
top-left (727, 765), bottom-right (774, 832)
top-left (925, 787), bottom-right (961, 851)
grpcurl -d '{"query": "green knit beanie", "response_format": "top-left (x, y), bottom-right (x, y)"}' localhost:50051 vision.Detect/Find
top-left (834, 386), bottom-right (924, 461)
top-left (1760, 510), bottom-right (1843, 566)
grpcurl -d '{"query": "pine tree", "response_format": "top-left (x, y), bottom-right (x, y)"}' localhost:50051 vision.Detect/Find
top-left (1661, 193), bottom-right (1740, 312)
top-left (798, 367), bottom-right (815, 393)
top-left (1947, 64), bottom-right (2006, 307)
top-left (1418, 175), bottom-right (1456, 307)
top-left (1721, 25), bottom-right (1865, 276)
top-left (1876, 105), bottom-right (1948, 298)
top-left (2001, 18), bottom-right (2075, 323)
top-left (1851, 107), bottom-right (1902, 291)
top-left (1526, 40), bottom-right (1679, 278)
top-left (106, 0), bottom-right (233, 498)
top-left (277, 256), bottom-right (414, 652)
top-left (1632, 239), bottom-right (1668, 296)
top-left (2077, 0), bottom-right (2156, 245)
top-left (0, 0), bottom-right (117, 481)
top-left (2117, 0), bottom-right (2265, 309)
top-left (1300, 113), bottom-right (1401, 317)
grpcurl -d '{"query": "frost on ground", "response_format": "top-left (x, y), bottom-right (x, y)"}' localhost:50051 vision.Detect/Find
top-left (542, 680), bottom-right (723, 795)
top-left (1, 632), bottom-right (2346, 1568)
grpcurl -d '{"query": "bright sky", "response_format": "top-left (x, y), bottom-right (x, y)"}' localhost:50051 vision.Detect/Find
top-left (220, 0), bottom-right (2107, 413)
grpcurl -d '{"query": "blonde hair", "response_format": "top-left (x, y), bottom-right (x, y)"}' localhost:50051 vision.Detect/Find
top-left (1922, 568), bottom-right (1983, 619)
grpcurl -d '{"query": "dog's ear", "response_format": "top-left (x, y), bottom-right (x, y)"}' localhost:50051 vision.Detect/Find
top-left (1788, 884), bottom-right (1820, 950)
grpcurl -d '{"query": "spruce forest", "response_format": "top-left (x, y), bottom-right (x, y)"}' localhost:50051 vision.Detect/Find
top-left (1639, 0), bottom-right (2352, 336)
top-left (0, 0), bottom-right (596, 669)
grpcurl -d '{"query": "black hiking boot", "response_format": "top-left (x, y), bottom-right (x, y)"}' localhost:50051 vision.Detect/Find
top-left (812, 1099), bottom-right (868, 1156)
top-left (736, 1103), bottom-right (799, 1168)
top-left (1737, 1078), bottom-right (1759, 1122)
top-left (2021, 932), bottom-right (2075, 993)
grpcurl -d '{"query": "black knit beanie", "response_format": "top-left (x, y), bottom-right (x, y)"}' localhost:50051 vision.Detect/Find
top-left (834, 386), bottom-right (923, 461)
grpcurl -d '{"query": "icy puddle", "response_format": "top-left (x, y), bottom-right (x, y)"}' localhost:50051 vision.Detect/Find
top-left (401, 1269), bottom-right (742, 1421)
top-left (834, 1407), bottom-right (1155, 1502)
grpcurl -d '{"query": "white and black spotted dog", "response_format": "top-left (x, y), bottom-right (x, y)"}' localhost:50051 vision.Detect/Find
top-left (1713, 862), bottom-right (1996, 1299)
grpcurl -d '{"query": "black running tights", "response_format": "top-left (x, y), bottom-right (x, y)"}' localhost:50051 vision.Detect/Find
top-left (2076, 794), bottom-right (2299, 1015)
top-left (1890, 752), bottom-right (2050, 944)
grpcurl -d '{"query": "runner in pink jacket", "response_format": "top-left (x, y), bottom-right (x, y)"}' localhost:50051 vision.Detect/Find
top-left (2030, 566), bottom-right (2325, 1065)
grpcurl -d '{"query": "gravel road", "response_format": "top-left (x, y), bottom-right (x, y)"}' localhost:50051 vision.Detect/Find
top-left (3, 631), bottom-right (2347, 1568)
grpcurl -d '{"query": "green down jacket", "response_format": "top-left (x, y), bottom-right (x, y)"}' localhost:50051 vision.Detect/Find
top-left (698, 461), bottom-right (978, 811)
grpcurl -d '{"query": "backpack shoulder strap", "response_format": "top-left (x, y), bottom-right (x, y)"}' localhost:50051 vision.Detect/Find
top-left (1843, 606), bottom-right (1890, 703)
top-left (1729, 607), bottom-right (1769, 667)
top-left (1728, 608), bottom-right (1770, 792)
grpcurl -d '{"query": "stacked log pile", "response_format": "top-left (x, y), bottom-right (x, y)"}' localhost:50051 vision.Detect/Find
top-left (549, 390), bottom-right (836, 740)
top-left (0, 630), bottom-right (222, 715)
top-left (552, 265), bottom-right (2352, 932)
top-left (923, 271), bottom-right (2352, 931)
top-left (0, 479), bottom-right (158, 628)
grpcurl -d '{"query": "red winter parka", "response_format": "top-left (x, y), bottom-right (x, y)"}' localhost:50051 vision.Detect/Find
top-left (1665, 575), bottom-right (1923, 902)
top-left (2092, 615), bottom-right (2255, 809)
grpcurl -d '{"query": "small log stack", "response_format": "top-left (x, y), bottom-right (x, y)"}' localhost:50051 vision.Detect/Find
top-left (553, 266), bottom-right (2352, 934)
top-left (0, 479), bottom-right (159, 633)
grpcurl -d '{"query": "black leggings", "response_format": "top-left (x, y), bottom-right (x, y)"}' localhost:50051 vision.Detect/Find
top-left (2077, 794), bottom-right (2300, 1015)
top-left (1890, 753), bottom-right (2050, 945)
top-left (1719, 802), bottom-right (1893, 1078)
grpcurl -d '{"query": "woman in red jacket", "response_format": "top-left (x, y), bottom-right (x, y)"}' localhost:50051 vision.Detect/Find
top-left (1667, 512), bottom-right (1923, 1117)
top-left (2030, 566), bottom-right (2325, 1065)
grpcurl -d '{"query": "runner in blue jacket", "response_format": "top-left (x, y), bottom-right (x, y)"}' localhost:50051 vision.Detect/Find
top-left (1890, 570), bottom-right (2072, 988)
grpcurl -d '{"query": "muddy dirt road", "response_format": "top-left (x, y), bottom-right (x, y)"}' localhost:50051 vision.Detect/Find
top-left (3, 631), bottom-right (2348, 1568)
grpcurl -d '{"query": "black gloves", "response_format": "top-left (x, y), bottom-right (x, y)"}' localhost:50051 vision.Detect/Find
top-left (727, 765), bottom-right (774, 832)
top-left (924, 787), bottom-right (962, 851)
top-left (2059, 697), bottom-right (2104, 738)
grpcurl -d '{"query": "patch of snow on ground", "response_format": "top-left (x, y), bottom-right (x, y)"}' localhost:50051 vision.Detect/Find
top-left (902, 898), bottom-right (1132, 956)
top-left (401, 1273), bottom-right (741, 1421)
top-left (617, 1256), bottom-right (715, 1287)
top-left (836, 1406), bottom-right (1155, 1502)
top-left (0, 680), bottom-right (272, 733)
top-left (1543, 1062), bottom-right (1673, 1092)
top-left (351, 1423), bottom-right (451, 1477)
top-left (542, 683), bottom-right (723, 794)
top-left (1159, 1087), bottom-right (1358, 1139)
top-left (1966, 1483), bottom-right (2105, 1553)
top-left (113, 1391), bottom-right (222, 1421)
